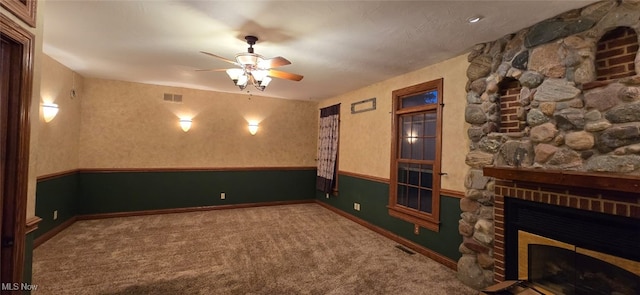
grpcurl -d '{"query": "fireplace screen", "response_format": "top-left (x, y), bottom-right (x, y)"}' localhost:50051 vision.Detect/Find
top-left (528, 244), bottom-right (639, 295)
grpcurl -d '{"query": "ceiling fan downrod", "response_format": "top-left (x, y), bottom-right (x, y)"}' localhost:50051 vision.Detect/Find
top-left (245, 35), bottom-right (258, 54)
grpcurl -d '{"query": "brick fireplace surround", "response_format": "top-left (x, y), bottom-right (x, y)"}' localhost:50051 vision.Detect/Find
top-left (484, 167), bottom-right (639, 283)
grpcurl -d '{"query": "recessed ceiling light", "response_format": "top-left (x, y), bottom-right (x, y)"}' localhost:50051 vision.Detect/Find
top-left (468, 16), bottom-right (483, 23)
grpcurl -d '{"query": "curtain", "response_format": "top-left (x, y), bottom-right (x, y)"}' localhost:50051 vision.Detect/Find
top-left (316, 104), bottom-right (340, 193)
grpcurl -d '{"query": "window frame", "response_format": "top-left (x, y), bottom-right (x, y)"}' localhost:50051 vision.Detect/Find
top-left (388, 78), bottom-right (443, 232)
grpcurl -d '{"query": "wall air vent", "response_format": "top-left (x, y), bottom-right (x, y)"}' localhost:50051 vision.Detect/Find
top-left (395, 245), bottom-right (415, 255)
top-left (163, 93), bottom-right (183, 104)
top-left (351, 97), bottom-right (376, 114)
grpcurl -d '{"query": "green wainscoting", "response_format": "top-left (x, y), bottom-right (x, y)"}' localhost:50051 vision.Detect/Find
top-left (34, 168), bottom-right (316, 241)
top-left (316, 174), bottom-right (463, 261)
top-left (78, 169), bottom-right (316, 214)
top-left (34, 173), bottom-right (80, 240)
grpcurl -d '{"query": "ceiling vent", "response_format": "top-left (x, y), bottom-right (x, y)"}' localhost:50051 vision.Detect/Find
top-left (163, 93), bottom-right (183, 103)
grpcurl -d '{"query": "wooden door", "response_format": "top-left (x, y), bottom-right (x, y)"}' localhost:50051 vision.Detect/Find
top-left (0, 13), bottom-right (34, 288)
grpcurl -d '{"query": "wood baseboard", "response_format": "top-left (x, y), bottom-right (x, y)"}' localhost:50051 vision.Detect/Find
top-left (34, 216), bottom-right (77, 249)
top-left (314, 200), bottom-right (458, 271)
top-left (76, 200), bottom-right (315, 220)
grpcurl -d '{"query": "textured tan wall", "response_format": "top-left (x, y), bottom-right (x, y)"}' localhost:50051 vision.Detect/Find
top-left (319, 54), bottom-right (470, 192)
top-left (79, 78), bottom-right (318, 168)
top-left (37, 55), bottom-right (83, 176)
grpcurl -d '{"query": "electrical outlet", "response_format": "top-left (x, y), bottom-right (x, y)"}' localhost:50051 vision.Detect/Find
top-left (414, 224), bottom-right (420, 235)
top-left (221, 192), bottom-right (226, 200)
top-left (325, 193), bottom-right (329, 199)
top-left (53, 210), bottom-right (58, 220)
top-left (354, 203), bottom-right (361, 211)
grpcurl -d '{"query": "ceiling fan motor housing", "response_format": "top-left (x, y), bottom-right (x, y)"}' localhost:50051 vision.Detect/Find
top-left (245, 35), bottom-right (258, 53)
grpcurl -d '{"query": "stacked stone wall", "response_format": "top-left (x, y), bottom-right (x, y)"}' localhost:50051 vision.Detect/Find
top-left (458, 0), bottom-right (640, 289)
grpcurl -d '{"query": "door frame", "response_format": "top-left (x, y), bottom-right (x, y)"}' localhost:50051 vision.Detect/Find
top-left (0, 11), bottom-right (34, 286)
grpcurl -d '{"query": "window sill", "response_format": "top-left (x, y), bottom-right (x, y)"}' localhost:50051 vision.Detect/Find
top-left (388, 206), bottom-right (440, 232)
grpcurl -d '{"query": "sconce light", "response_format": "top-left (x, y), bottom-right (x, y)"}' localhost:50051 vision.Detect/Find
top-left (467, 15), bottom-right (483, 23)
top-left (248, 122), bottom-right (259, 135)
top-left (42, 103), bottom-right (59, 122)
top-left (179, 118), bottom-right (192, 132)
top-left (407, 132), bottom-right (418, 144)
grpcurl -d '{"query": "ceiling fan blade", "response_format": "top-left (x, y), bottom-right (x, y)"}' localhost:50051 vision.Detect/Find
top-left (200, 51), bottom-right (240, 66)
top-left (259, 56), bottom-right (291, 69)
top-left (195, 68), bottom-right (229, 72)
top-left (268, 69), bottom-right (304, 81)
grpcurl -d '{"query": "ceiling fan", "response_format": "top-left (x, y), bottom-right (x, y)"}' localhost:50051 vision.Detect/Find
top-left (198, 35), bottom-right (303, 91)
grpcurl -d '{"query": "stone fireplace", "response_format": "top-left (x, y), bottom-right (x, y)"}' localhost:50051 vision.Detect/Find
top-left (458, 0), bottom-right (640, 289)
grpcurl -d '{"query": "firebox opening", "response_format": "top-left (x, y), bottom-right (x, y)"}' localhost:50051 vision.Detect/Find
top-left (528, 244), bottom-right (640, 295)
top-left (504, 198), bottom-right (640, 288)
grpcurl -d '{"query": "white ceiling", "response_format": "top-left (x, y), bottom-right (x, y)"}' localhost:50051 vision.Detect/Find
top-left (43, 0), bottom-right (596, 101)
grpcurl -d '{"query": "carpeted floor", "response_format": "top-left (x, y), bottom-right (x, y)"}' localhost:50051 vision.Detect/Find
top-left (32, 203), bottom-right (477, 295)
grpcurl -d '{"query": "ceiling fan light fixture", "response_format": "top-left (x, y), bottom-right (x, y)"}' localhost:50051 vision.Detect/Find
top-left (260, 76), bottom-right (272, 87)
top-left (257, 58), bottom-right (273, 69)
top-left (236, 74), bottom-right (249, 86)
top-left (252, 69), bottom-right (268, 82)
top-left (200, 35), bottom-right (302, 92)
top-left (236, 53), bottom-right (260, 65)
top-left (226, 68), bottom-right (244, 80)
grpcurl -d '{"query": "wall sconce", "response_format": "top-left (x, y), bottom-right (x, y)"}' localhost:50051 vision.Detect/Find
top-left (248, 122), bottom-right (259, 135)
top-left (407, 132), bottom-right (418, 144)
top-left (179, 118), bottom-right (192, 132)
top-left (467, 15), bottom-right (483, 23)
top-left (42, 103), bottom-right (59, 122)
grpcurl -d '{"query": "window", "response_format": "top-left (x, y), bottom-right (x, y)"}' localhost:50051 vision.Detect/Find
top-left (388, 79), bottom-right (443, 232)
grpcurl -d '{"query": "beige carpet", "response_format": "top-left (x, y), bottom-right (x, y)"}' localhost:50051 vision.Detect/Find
top-left (32, 203), bottom-right (476, 295)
